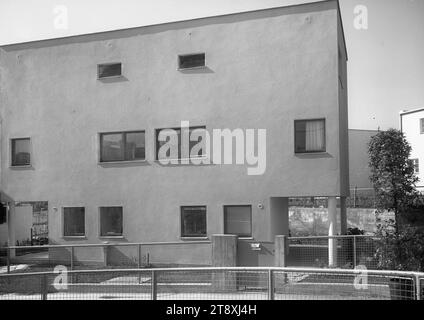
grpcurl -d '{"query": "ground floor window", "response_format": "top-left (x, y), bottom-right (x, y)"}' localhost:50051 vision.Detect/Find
top-left (181, 206), bottom-right (207, 237)
top-left (63, 207), bottom-right (85, 237)
top-left (224, 205), bottom-right (252, 237)
top-left (100, 207), bottom-right (123, 237)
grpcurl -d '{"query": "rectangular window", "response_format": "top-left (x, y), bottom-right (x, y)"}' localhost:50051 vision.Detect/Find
top-left (63, 207), bottom-right (85, 237)
top-left (100, 207), bottom-right (123, 237)
top-left (181, 206), bottom-right (207, 238)
top-left (100, 131), bottom-right (145, 162)
top-left (98, 63), bottom-right (122, 79)
top-left (412, 159), bottom-right (420, 174)
top-left (11, 138), bottom-right (31, 167)
top-left (224, 205), bottom-right (252, 238)
top-left (156, 126), bottom-right (206, 160)
top-left (0, 204), bottom-right (6, 224)
top-left (420, 119), bottom-right (424, 134)
top-left (295, 119), bottom-right (326, 153)
top-left (178, 53), bottom-right (205, 69)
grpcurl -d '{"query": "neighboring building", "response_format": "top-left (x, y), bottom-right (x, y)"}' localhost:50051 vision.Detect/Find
top-left (400, 108), bottom-right (424, 192)
top-left (0, 0), bottom-right (349, 265)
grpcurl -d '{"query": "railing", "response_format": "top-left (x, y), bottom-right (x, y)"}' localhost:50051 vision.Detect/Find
top-left (0, 267), bottom-right (423, 300)
top-left (287, 235), bottom-right (379, 269)
top-left (0, 241), bottom-right (212, 274)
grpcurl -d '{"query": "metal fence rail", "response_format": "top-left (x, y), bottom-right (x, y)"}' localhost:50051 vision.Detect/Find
top-left (0, 267), bottom-right (422, 300)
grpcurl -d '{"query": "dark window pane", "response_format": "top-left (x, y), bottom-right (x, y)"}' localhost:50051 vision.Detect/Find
top-left (98, 63), bottom-right (122, 78)
top-left (224, 206), bottom-right (252, 237)
top-left (421, 119), bottom-right (424, 134)
top-left (125, 132), bottom-right (145, 161)
top-left (181, 207), bottom-right (207, 237)
top-left (295, 119), bottom-right (326, 153)
top-left (179, 54), bottom-right (205, 69)
top-left (101, 133), bottom-right (124, 162)
top-left (11, 138), bottom-right (31, 166)
top-left (100, 207), bottom-right (123, 237)
top-left (156, 128), bottom-right (181, 160)
top-left (63, 207), bottom-right (85, 237)
top-left (156, 127), bottom-right (206, 160)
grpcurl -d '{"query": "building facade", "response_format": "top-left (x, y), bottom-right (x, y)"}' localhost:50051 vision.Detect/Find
top-left (400, 108), bottom-right (424, 192)
top-left (0, 0), bottom-right (348, 265)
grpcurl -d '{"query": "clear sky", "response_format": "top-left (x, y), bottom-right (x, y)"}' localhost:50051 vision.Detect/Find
top-left (0, 0), bottom-right (423, 130)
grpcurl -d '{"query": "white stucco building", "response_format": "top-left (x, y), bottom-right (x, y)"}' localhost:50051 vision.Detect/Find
top-left (400, 108), bottom-right (424, 192)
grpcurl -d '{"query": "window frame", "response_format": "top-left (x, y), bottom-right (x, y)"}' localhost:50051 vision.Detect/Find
top-left (10, 137), bottom-right (32, 167)
top-left (155, 126), bottom-right (207, 161)
top-left (178, 53), bottom-right (206, 70)
top-left (97, 62), bottom-right (123, 80)
top-left (62, 207), bottom-right (86, 238)
top-left (99, 130), bottom-right (146, 163)
top-left (223, 205), bottom-right (253, 238)
top-left (294, 118), bottom-right (327, 154)
top-left (412, 159), bottom-right (420, 174)
top-left (99, 206), bottom-right (124, 238)
top-left (420, 118), bottom-right (424, 134)
top-left (180, 206), bottom-right (207, 238)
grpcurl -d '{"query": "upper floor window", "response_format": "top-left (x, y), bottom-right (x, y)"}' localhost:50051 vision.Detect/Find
top-left (63, 207), bottom-right (85, 237)
top-left (295, 119), bottom-right (326, 154)
top-left (97, 63), bottom-right (122, 79)
top-left (11, 138), bottom-right (31, 167)
top-left (156, 126), bottom-right (206, 160)
top-left (420, 118), bottom-right (424, 134)
top-left (100, 131), bottom-right (145, 163)
top-left (178, 53), bottom-right (205, 70)
top-left (181, 206), bottom-right (207, 238)
top-left (412, 159), bottom-right (420, 174)
top-left (100, 207), bottom-right (123, 237)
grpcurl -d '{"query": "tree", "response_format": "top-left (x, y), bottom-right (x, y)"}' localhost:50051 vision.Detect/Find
top-left (368, 129), bottom-right (419, 233)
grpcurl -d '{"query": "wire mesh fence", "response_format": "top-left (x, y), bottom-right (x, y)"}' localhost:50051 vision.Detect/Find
top-left (287, 236), bottom-right (379, 269)
top-left (0, 241), bottom-right (212, 274)
top-left (0, 267), bottom-right (422, 300)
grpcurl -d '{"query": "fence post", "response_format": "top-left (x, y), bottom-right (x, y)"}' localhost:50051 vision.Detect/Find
top-left (7, 247), bottom-right (10, 274)
top-left (353, 236), bottom-right (357, 268)
top-left (41, 274), bottom-right (48, 300)
top-left (416, 275), bottom-right (421, 301)
top-left (268, 270), bottom-right (275, 300)
top-left (138, 244), bottom-right (142, 269)
top-left (151, 270), bottom-right (157, 300)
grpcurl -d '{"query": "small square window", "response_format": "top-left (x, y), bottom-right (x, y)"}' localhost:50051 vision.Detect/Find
top-left (63, 207), bottom-right (85, 237)
top-left (295, 119), bottom-right (326, 153)
top-left (181, 206), bottom-right (207, 238)
top-left (100, 207), bottom-right (123, 237)
top-left (224, 205), bottom-right (252, 238)
top-left (98, 63), bottom-right (122, 79)
top-left (178, 53), bottom-right (205, 70)
top-left (100, 131), bottom-right (145, 162)
top-left (11, 138), bottom-right (31, 167)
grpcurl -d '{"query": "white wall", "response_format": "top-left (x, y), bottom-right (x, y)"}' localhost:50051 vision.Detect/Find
top-left (401, 109), bottom-right (424, 190)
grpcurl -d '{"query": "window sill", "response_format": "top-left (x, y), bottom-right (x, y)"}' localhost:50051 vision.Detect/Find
top-left (99, 160), bottom-right (147, 166)
top-left (238, 237), bottom-right (254, 241)
top-left (62, 236), bottom-right (87, 240)
top-left (181, 237), bottom-right (209, 241)
top-left (155, 156), bottom-right (209, 162)
top-left (178, 66), bottom-right (207, 71)
top-left (10, 165), bottom-right (33, 170)
top-left (99, 236), bottom-right (125, 240)
top-left (97, 75), bottom-right (123, 80)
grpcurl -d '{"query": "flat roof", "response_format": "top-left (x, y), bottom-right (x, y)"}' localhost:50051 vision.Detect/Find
top-left (399, 107), bottom-right (424, 116)
top-left (0, 0), bottom-right (347, 60)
